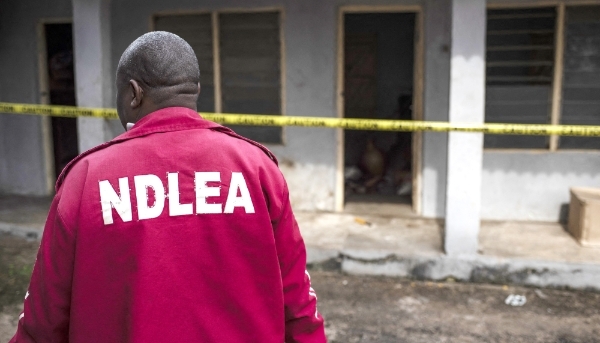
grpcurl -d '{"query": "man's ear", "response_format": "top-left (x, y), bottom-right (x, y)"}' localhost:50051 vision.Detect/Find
top-left (197, 82), bottom-right (201, 95)
top-left (129, 80), bottom-right (144, 108)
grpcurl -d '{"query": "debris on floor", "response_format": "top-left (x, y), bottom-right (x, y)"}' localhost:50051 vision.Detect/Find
top-left (505, 294), bottom-right (527, 306)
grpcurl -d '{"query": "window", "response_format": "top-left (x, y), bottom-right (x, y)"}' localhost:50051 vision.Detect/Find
top-left (560, 6), bottom-right (600, 149)
top-left (485, 7), bottom-right (556, 149)
top-left (485, 5), bottom-right (600, 150)
top-left (154, 14), bottom-right (215, 113)
top-left (154, 11), bottom-right (283, 144)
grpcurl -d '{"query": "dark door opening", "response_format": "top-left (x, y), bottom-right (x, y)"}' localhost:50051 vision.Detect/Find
top-left (343, 13), bottom-right (416, 215)
top-left (45, 23), bottom-right (78, 180)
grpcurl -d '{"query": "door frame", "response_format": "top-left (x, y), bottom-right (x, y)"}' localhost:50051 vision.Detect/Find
top-left (37, 18), bottom-right (73, 191)
top-left (335, 5), bottom-right (424, 214)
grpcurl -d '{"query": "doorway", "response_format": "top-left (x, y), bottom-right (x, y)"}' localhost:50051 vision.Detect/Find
top-left (340, 11), bottom-right (420, 216)
top-left (43, 23), bottom-right (78, 180)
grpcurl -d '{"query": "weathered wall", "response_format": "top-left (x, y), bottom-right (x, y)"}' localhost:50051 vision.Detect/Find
top-left (421, 0), bottom-right (451, 218)
top-left (0, 0), bottom-right (72, 195)
top-left (3, 0), bottom-right (598, 221)
top-left (0, 0), bottom-right (425, 208)
top-left (488, 0), bottom-right (595, 4)
top-left (106, 0), bottom-right (600, 219)
top-left (110, 0), bottom-right (422, 211)
top-left (481, 0), bottom-right (600, 222)
top-left (111, 0), bottom-right (339, 211)
top-left (482, 152), bottom-right (600, 221)
top-left (269, 0), bottom-right (338, 211)
top-left (421, 0), bottom-right (600, 222)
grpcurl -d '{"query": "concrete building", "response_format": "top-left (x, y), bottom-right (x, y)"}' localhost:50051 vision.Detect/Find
top-left (1, 0), bottom-right (600, 256)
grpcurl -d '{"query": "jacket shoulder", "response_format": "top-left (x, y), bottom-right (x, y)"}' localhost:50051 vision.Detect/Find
top-left (209, 126), bottom-right (279, 166)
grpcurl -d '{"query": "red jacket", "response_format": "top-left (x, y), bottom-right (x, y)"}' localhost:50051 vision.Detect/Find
top-left (10, 107), bottom-right (326, 343)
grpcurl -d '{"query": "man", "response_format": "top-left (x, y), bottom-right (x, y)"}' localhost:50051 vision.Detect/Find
top-left (11, 31), bottom-right (326, 342)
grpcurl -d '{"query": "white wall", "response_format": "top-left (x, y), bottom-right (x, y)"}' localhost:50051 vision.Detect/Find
top-left (0, 0), bottom-right (427, 208)
top-left (482, 151), bottom-right (600, 221)
top-left (108, 0), bottom-right (600, 220)
top-left (423, 0), bottom-right (600, 223)
top-left (3, 0), bottom-right (598, 222)
top-left (110, 0), bottom-right (424, 212)
top-left (482, 0), bottom-right (600, 222)
top-left (421, 0), bottom-right (451, 218)
top-left (0, 0), bottom-right (72, 195)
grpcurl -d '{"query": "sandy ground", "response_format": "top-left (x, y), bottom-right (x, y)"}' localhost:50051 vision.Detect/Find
top-left (1, 233), bottom-right (599, 343)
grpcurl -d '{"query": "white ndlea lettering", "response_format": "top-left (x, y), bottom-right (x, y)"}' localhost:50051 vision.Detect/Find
top-left (134, 174), bottom-right (165, 220)
top-left (195, 172), bottom-right (222, 214)
top-left (168, 173), bottom-right (193, 216)
top-left (99, 177), bottom-right (132, 225)
top-left (99, 171), bottom-right (254, 224)
top-left (224, 172), bottom-right (255, 214)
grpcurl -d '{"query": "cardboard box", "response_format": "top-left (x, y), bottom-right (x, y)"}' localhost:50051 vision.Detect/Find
top-left (568, 187), bottom-right (600, 248)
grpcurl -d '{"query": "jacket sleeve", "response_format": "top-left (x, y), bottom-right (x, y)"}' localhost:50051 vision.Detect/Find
top-left (274, 183), bottom-right (327, 343)
top-left (10, 189), bottom-right (75, 343)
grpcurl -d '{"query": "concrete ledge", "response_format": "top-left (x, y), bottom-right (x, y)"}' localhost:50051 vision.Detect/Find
top-left (0, 195), bottom-right (49, 240)
top-left (0, 222), bottom-right (43, 240)
top-left (341, 251), bottom-right (600, 291)
top-left (306, 246), bottom-right (340, 265)
top-left (1, 201), bottom-right (599, 291)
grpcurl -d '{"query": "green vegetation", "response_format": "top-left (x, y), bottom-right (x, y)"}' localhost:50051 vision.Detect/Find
top-left (0, 235), bottom-right (37, 310)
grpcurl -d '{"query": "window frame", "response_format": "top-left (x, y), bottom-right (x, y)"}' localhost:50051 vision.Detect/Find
top-left (150, 7), bottom-right (286, 145)
top-left (486, 1), bottom-right (600, 152)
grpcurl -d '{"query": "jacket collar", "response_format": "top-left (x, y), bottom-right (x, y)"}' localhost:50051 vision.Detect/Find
top-left (55, 107), bottom-right (277, 190)
top-left (118, 107), bottom-right (220, 140)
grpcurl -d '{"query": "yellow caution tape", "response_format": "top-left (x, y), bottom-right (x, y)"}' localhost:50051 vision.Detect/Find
top-left (0, 102), bottom-right (118, 120)
top-left (2, 102), bottom-right (600, 137)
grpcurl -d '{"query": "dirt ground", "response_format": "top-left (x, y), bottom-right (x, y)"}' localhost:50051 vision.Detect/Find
top-left (0, 234), bottom-right (37, 342)
top-left (312, 270), bottom-right (600, 343)
top-left (1, 233), bottom-right (599, 343)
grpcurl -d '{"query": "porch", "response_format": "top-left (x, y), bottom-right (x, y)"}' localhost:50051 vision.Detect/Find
top-left (2, 194), bottom-right (599, 290)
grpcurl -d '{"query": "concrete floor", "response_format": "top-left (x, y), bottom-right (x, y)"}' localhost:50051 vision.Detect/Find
top-left (480, 220), bottom-right (600, 264)
top-left (2, 194), bottom-right (600, 289)
top-left (298, 210), bottom-right (600, 265)
top-left (299, 201), bottom-right (600, 290)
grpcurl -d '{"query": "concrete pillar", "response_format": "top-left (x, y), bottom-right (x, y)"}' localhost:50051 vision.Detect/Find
top-left (72, 0), bottom-right (115, 152)
top-left (444, 0), bottom-right (486, 255)
top-left (422, 0), bottom-right (452, 218)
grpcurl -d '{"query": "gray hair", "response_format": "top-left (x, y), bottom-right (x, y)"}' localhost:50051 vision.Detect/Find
top-left (116, 31), bottom-right (200, 89)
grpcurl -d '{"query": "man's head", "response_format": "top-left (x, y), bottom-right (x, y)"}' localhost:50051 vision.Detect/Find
top-left (116, 31), bottom-right (201, 128)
